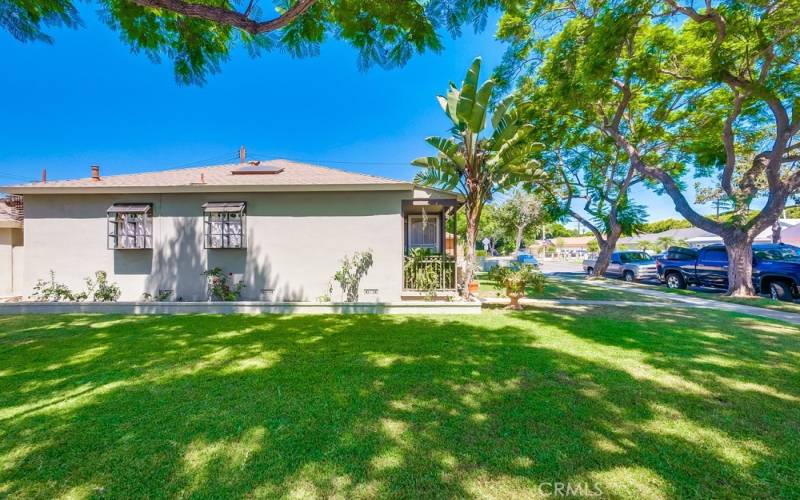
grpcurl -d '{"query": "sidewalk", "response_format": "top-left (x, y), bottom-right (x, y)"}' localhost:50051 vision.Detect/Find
top-left (552, 277), bottom-right (800, 325)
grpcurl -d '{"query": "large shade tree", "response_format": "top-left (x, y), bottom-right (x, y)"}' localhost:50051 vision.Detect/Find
top-left (4, 0), bottom-right (496, 84)
top-left (498, 0), bottom-right (800, 296)
top-left (516, 91), bottom-right (647, 276)
top-left (413, 57), bottom-right (542, 295)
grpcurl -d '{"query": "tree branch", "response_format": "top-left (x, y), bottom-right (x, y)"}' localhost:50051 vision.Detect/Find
top-left (721, 93), bottom-right (745, 197)
top-left (128, 0), bottom-right (317, 35)
top-left (602, 123), bottom-right (724, 234)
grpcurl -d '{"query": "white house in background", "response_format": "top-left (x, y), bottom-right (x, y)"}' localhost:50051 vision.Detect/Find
top-left (619, 219), bottom-right (800, 249)
top-left (0, 196), bottom-right (24, 297)
top-left (0, 160), bottom-right (463, 302)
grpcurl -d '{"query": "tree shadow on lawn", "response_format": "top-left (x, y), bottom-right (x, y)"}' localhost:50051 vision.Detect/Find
top-left (0, 310), bottom-right (799, 498)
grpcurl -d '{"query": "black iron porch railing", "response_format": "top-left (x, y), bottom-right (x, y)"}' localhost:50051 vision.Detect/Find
top-left (403, 255), bottom-right (457, 291)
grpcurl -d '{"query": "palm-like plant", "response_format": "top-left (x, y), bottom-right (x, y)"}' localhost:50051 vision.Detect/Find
top-left (655, 236), bottom-right (688, 252)
top-left (412, 57), bottom-right (543, 295)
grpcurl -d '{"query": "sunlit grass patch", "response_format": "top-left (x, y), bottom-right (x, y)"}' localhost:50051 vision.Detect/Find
top-left (0, 310), bottom-right (798, 498)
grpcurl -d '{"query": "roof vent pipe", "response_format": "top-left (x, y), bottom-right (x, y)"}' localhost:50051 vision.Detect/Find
top-left (41, 169), bottom-right (47, 183)
top-left (239, 145), bottom-right (246, 163)
top-left (91, 165), bottom-right (100, 181)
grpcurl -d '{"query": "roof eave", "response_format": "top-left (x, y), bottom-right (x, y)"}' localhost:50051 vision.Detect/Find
top-left (0, 220), bottom-right (22, 229)
top-left (0, 182), bottom-right (414, 195)
top-left (412, 183), bottom-right (465, 202)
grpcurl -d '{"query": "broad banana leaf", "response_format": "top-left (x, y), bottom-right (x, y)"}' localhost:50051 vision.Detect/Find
top-left (413, 165), bottom-right (461, 191)
top-left (436, 95), bottom-right (448, 114)
top-left (468, 78), bottom-right (495, 132)
top-left (446, 84), bottom-right (460, 122)
top-left (491, 107), bottom-right (524, 145)
top-left (492, 96), bottom-right (514, 130)
top-left (455, 57), bottom-right (481, 126)
top-left (424, 136), bottom-right (465, 168)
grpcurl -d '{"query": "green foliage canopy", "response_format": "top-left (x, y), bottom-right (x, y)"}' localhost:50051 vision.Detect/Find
top-left (3, 0), bottom-right (497, 84)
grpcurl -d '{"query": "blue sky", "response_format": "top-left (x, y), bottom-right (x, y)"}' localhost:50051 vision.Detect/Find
top-left (0, 6), bottom-right (709, 224)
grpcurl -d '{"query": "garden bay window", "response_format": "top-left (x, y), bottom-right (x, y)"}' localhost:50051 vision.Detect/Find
top-left (107, 203), bottom-right (153, 249)
top-left (203, 202), bottom-right (246, 249)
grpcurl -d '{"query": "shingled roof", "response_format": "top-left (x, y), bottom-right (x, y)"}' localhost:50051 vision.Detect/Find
top-left (0, 159), bottom-right (411, 194)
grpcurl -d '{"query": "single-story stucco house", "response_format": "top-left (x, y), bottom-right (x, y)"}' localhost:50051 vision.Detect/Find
top-left (0, 160), bottom-right (462, 302)
top-left (0, 196), bottom-right (24, 297)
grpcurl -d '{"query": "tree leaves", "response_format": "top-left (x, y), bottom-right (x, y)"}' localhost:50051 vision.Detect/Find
top-left (3, 0), bottom-right (499, 85)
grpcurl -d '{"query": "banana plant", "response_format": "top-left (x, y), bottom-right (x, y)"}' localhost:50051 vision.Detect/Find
top-left (412, 57), bottom-right (544, 296)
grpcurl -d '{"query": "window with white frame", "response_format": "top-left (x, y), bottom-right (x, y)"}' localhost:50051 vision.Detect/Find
top-left (107, 203), bottom-right (153, 249)
top-left (407, 214), bottom-right (440, 251)
top-left (203, 202), bottom-right (246, 249)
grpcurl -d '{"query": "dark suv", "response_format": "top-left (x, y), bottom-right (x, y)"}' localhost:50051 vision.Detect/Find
top-left (656, 243), bottom-right (800, 300)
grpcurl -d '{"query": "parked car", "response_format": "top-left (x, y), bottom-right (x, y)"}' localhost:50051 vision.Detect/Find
top-left (582, 251), bottom-right (659, 282)
top-left (516, 252), bottom-right (540, 269)
top-left (655, 243), bottom-right (800, 301)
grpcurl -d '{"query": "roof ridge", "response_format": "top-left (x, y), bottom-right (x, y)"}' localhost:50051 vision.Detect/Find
top-left (79, 163), bottom-right (235, 181)
top-left (273, 158), bottom-right (406, 184)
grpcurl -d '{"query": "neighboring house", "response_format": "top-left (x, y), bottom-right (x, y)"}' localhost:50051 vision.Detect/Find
top-left (779, 223), bottom-right (800, 247)
top-left (531, 236), bottom-right (595, 259)
top-left (0, 160), bottom-right (462, 302)
top-left (619, 220), bottom-right (800, 249)
top-left (0, 196), bottom-right (24, 297)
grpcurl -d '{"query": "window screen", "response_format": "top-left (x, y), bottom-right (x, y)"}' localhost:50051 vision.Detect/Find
top-left (408, 215), bottom-right (440, 251)
top-left (203, 202), bottom-right (246, 249)
top-left (107, 204), bottom-right (153, 249)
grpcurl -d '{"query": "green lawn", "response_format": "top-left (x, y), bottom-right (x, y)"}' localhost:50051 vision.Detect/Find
top-left (1, 310), bottom-right (799, 498)
top-left (476, 275), bottom-right (663, 302)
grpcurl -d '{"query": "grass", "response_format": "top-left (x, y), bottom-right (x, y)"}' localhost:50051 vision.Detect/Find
top-left (1, 310), bottom-right (799, 498)
top-left (476, 274), bottom-right (662, 302)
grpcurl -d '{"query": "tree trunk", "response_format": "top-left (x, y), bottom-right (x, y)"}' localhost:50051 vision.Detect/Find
top-left (462, 200), bottom-right (482, 297)
top-left (514, 224), bottom-right (525, 254)
top-left (722, 231), bottom-right (756, 296)
top-left (772, 220), bottom-right (782, 243)
top-left (591, 229), bottom-right (621, 277)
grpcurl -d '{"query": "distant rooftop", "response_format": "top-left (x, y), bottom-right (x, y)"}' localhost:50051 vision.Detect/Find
top-left (0, 159), bottom-right (411, 194)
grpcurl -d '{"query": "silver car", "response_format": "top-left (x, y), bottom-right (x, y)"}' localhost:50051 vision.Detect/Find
top-left (583, 251), bottom-right (658, 282)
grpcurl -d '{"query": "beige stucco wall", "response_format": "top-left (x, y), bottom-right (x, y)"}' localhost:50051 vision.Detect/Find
top-left (0, 227), bottom-right (22, 297)
top-left (0, 228), bottom-right (12, 296)
top-left (21, 190), bottom-right (424, 302)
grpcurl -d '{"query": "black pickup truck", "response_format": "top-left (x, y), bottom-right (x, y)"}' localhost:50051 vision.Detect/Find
top-left (655, 243), bottom-right (800, 301)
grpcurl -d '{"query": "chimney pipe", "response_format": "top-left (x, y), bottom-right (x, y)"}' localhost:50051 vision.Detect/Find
top-left (91, 165), bottom-right (100, 181)
top-left (41, 169), bottom-right (47, 183)
top-left (239, 145), bottom-right (246, 163)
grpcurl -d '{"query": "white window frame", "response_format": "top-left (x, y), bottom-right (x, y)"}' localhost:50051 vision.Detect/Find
top-left (203, 202), bottom-right (246, 249)
top-left (407, 214), bottom-right (440, 252)
top-left (107, 204), bottom-right (153, 250)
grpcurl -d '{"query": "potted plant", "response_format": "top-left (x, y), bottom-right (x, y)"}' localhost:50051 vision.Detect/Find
top-left (488, 264), bottom-right (545, 310)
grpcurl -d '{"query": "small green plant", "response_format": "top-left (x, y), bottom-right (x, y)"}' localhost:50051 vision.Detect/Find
top-left (84, 271), bottom-right (121, 302)
top-left (488, 264), bottom-right (546, 309)
top-left (31, 270), bottom-right (74, 302)
top-left (332, 250), bottom-right (374, 302)
top-left (203, 267), bottom-right (245, 301)
top-left (143, 290), bottom-right (173, 302)
top-left (404, 248), bottom-right (440, 300)
top-left (317, 281), bottom-right (334, 302)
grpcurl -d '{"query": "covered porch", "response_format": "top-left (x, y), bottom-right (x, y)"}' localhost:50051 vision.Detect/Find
top-left (401, 196), bottom-right (462, 298)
